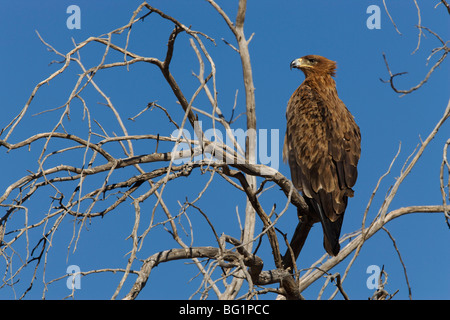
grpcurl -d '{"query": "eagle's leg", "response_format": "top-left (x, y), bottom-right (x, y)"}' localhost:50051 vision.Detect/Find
top-left (282, 212), bottom-right (314, 271)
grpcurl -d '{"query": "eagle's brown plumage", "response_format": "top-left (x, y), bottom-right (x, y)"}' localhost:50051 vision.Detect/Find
top-left (283, 55), bottom-right (361, 264)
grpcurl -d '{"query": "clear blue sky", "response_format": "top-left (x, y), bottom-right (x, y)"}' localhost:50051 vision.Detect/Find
top-left (0, 1), bottom-right (449, 300)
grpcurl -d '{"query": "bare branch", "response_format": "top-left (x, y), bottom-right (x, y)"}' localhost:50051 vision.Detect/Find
top-left (381, 28), bottom-right (449, 96)
top-left (1, 1), bottom-right (448, 300)
top-left (438, 0), bottom-right (450, 14)
top-left (382, 227), bottom-right (412, 299)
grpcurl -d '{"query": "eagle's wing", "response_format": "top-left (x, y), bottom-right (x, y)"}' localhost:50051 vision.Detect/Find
top-left (283, 83), bottom-right (361, 255)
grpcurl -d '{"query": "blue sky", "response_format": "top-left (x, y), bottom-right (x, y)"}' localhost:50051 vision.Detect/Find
top-left (0, 1), bottom-right (449, 300)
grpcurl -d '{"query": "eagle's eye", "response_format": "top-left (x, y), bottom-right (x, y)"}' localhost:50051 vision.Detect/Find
top-left (308, 58), bottom-right (317, 64)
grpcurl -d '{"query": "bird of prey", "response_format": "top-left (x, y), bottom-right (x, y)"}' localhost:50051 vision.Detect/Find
top-left (283, 55), bottom-right (361, 268)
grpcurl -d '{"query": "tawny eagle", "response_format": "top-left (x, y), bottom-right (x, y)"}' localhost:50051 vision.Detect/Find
top-left (283, 55), bottom-right (361, 267)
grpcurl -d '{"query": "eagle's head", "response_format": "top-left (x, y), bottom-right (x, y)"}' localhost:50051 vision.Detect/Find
top-left (290, 55), bottom-right (337, 77)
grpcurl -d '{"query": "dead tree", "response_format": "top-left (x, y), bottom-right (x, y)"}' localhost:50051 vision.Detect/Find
top-left (0, 1), bottom-right (448, 300)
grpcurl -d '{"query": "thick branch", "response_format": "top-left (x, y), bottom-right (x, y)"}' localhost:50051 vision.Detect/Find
top-left (298, 205), bottom-right (447, 292)
top-left (123, 241), bottom-right (299, 300)
top-left (0, 132), bottom-right (114, 161)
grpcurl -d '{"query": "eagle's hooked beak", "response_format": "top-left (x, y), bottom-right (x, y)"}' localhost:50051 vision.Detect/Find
top-left (290, 58), bottom-right (303, 70)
